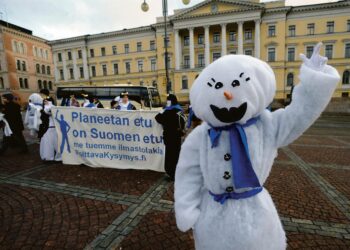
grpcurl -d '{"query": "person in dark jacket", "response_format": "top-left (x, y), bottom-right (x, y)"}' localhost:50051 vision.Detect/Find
top-left (40, 88), bottom-right (55, 105)
top-left (0, 93), bottom-right (28, 154)
top-left (155, 94), bottom-right (185, 180)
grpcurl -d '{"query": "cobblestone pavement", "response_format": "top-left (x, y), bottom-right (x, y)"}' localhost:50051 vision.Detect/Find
top-left (0, 115), bottom-right (349, 249)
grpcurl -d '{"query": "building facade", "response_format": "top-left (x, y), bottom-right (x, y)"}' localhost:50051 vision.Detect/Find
top-left (0, 20), bottom-right (55, 105)
top-left (50, 0), bottom-right (350, 103)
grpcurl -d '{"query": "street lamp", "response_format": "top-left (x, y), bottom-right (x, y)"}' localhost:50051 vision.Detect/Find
top-left (142, 0), bottom-right (191, 93)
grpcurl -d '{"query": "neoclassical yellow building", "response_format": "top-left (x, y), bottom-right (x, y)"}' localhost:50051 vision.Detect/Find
top-left (50, 0), bottom-right (350, 104)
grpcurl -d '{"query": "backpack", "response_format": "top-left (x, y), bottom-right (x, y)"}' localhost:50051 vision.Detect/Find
top-left (176, 111), bottom-right (187, 136)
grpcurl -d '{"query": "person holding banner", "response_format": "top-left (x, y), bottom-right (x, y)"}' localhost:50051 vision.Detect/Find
top-left (38, 98), bottom-right (61, 161)
top-left (155, 94), bottom-right (185, 181)
top-left (116, 92), bottom-right (136, 111)
top-left (81, 94), bottom-right (96, 108)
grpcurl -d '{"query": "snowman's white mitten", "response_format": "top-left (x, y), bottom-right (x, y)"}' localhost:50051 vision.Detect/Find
top-left (300, 42), bottom-right (328, 72)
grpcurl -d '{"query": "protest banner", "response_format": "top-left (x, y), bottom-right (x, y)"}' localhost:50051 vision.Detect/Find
top-left (52, 107), bottom-right (165, 172)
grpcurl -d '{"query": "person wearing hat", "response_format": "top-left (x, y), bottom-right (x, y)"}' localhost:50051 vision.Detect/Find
top-left (0, 93), bottom-right (28, 154)
top-left (155, 94), bottom-right (186, 180)
top-left (116, 92), bottom-right (136, 111)
top-left (81, 94), bottom-right (96, 108)
top-left (40, 88), bottom-right (55, 105)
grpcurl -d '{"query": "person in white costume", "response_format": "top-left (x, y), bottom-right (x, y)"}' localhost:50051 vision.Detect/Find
top-left (39, 99), bottom-right (61, 161)
top-left (24, 93), bottom-right (43, 135)
top-left (174, 43), bottom-right (340, 250)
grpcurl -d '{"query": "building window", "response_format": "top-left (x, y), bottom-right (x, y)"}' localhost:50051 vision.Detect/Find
top-left (91, 66), bottom-right (96, 77)
top-left (102, 64), bottom-right (107, 76)
top-left (125, 62), bottom-right (130, 73)
top-left (198, 54), bottom-right (204, 67)
top-left (16, 60), bottom-right (21, 70)
top-left (150, 40), bottom-right (155, 50)
top-left (184, 36), bottom-right (189, 46)
top-left (244, 49), bottom-right (253, 56)
top-left (47, 66), bottom-right (51, 75)
top-left (59, 69), bottom-right (64, 80)
top-left (288, 25), bottom-right (296, 37)
top-left (325, 44), bottom-right (333, 59)
top-left (43, 80), bottom-right (47, 89)
top-left (230, 50), bottom-right (237, 55)
top-left (343, 70), bottom-right (350, 84)
top-left (268, 48), bottom-right (276, 62)
top-left (288, 47), bottom-right (295, 62)
top-left (229, 31), bottom-right (236, 42)
top-left (19, 78), bottom-right (23, 88)
top-left (58, 53), bottom-right (62, 62)
top-left (306, 46), bottom-right (314, 58)
top-left (213, 52), bottom-right (221, 61)
top-left (41, 65), bottom-right (46, 74)
top-left (67, 51), bottom-right (72, 60)
top-left (307, 23), bottom-right (315, 35)
top-left (198, 34), bottom-right (204, 45)
top-left (347, 20), bottom-right (350, 32)
top-left (327, 21), bottom-right (334, 33)
top-left (137, 42), bottom-right (142, 52)
top-left (183, 55), bottom-right (190, 69)
top-left (69, 68), bottom-right (74, 79)
top-left (287, 73), bottom-right (294, 86)
top-left (345, 43), bottom-right (350, 58)
top-left (182, 76), bottom-right (188, 89)
top-left (79, 67), bottom-right (84, 78)
top-left (0, 77), bottom-right (3, 89)
top-left (245, 29), bottom-right (252, 40)
top-left (45, 50), bottom-right (49, 60)
top-left (101, 47), bottom-right (106, 56)
top-left (124, 44), bottom-right (129, 54)
top-left (268, 25), bottom-right (276, 37)
top-left (38, 80), bottom-right (42, 89)
top-left (112, 46), bottom-right (117, 55)
top-left (213, 33), bottom-right (220, 43)
top-left (151, 59), bottom-right (156, 71)
top-left (35, 64), bottom-right (40, 74)
top-left (138, 60), bottom-right (143, 72)
top-left (89, 49), bottom-right (94, 58)
top-left (48, 81), bottom-right (53, 90)
top-left (78, 50), bottom-right (82, 59)
top-left (24, 78), bottom-right (28, 89)
top-left (22, 61), bottom-right (26, 71)
top-left (112, 63), bottom-right (118, 75)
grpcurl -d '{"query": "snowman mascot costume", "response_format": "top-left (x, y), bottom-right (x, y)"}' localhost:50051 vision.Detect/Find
top-left (24, 93), bottom-right (43, 135)
top-left (174, 43), bottom-right (340, 250)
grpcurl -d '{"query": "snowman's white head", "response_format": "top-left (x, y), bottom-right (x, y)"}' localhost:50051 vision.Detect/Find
top-left (190, 55), bottom-right (276, 127)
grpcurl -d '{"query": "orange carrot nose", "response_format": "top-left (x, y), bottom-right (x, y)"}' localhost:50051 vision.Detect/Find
top-left (224, 91), bottom-right (233, 100)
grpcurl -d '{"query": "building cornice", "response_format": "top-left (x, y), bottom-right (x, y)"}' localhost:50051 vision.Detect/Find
top-left (0, 26), bottom-right (48, 44)
top-left (290, 0), bottom-right (350, 13)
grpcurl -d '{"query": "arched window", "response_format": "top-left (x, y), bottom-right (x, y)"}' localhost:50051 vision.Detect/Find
top-left (48, 81), bottom-right (53, 90)
top-left (43, 80), bottom-right (47, 89)
top-left (287, 73), bottom-right (294, 86)
top-left (41, 65), bottom-right (46, 74)
top-left (38, 80), bottom-right (42, 90)
top-left (47, 66), bottom-right (51, 75)
top-left (36, 64), bottom-right (40, 73)
top-left (0, 77), bottom-right (4, 89)
top-left (343, 70), bottom-right (350, 85)
top-left (182, 76), bottom-right (188, 89)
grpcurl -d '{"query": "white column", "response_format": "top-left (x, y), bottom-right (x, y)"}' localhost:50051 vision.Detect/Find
top-left (62, 51), bottom-right (68, 82)
top-left (189, 27), bottom-right (195, 69)
top-left (254, 19), bottom-right (261, 58)
top-left (221, 23), bottom-right (227, 56)
top-left (72, 50), bottom-right (79, 80)
top-left (204, 25), bottom-right (210, 66)
top-left (175, 29), bottom-right (181, 70)
top-left (238, 21), bottom-right (244, 55)
top-left (53, 52), bottom-right (59, 82)
top-left (82, 47), bottom-right (89, 80)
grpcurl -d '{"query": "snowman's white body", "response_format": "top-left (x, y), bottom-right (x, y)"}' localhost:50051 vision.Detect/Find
top-left (175, 54), bottom-right (340, 250)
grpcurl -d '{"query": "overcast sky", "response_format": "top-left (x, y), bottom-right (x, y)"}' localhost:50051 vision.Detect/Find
top-left (0, 0), bottom-right (339, 41)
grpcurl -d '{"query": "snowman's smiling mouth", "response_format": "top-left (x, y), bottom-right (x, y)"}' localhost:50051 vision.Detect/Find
top-left (210, 102), bottom-right (247, 123)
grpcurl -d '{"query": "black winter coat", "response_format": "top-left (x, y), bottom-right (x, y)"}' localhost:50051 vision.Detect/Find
top-left (3, 101), bottom-right (24, 132)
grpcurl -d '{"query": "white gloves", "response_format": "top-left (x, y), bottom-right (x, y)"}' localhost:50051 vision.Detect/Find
top-left (300, 42), bottom-right (328, 72)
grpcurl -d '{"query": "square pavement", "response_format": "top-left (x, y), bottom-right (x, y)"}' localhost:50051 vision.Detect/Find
top-left (0, 114), bottom-right (349, 249)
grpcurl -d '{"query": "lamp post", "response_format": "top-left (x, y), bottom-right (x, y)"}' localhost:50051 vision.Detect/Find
top-left (142, 0), bottom-right (190, 93)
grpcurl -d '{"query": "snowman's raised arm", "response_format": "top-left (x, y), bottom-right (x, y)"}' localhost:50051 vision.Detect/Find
top-left (175, 125), bottom-right (204, 232)
top-left (270, 43), bottom-right (340, 148)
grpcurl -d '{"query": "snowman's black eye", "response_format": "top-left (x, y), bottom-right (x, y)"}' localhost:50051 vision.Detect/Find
top-left (231, 80), bottom-right (240, 88)
top-left (246, 77), bottom-right (250, 82)
top-left (215, 82), bottom-right (224, 89)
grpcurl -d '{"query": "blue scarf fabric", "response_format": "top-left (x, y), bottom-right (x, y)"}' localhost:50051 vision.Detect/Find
top-left (186, 107), bottom-right (194, 128)
top-left (208, 117), bottom-right (260, 190)
top-left (164, 104), bottom-right (183, 111)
